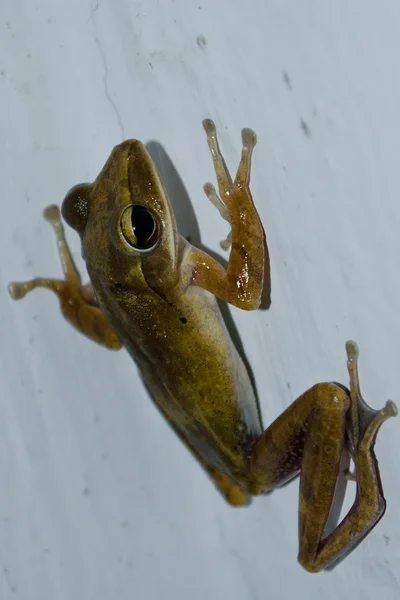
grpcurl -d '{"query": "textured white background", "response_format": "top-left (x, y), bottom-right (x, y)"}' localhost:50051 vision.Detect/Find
top-left (2, 1), bottom-right (399, 598)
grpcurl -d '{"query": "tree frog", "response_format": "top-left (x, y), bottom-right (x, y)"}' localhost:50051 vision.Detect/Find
top-left (9, 119), bottom-right (397, 572)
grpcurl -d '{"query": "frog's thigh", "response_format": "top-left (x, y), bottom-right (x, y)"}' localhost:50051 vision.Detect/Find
top-left (9, 205), bottom-right (121, 350)
top-left (249, 383), bottom-right (348, 490)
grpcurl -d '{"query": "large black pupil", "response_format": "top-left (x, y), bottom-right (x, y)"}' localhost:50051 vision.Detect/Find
top-left (130, 205), bottom-right (156, 249)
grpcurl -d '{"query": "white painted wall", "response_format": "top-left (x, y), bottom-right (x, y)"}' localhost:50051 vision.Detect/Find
top-left (2, 1), bottom-right (399, 598)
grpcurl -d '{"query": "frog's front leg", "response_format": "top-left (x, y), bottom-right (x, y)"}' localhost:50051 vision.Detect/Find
top-left (249, 341), bottom-right (396, 572)
top-left (9, 205), bottom-right (121, 350)
top-left (187, 120), bottom-right (266, 310)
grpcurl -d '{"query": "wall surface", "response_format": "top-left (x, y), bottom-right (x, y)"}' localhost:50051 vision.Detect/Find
top-left (2, 1), bottom-right (399, 598)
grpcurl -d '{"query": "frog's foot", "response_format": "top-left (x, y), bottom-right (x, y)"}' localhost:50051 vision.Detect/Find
top-left (187, 119), bottom-right (264, 310)
top-left (199, 461), bottom-right (249, 506)
top-left (345, 340), bottom-right (397, 456)
top-left (211, 470), bottom-right (250, 507)
top-left (9, 205), bottom-right (121, 350)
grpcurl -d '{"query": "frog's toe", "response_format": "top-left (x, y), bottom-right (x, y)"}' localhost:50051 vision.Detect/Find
top-left (8, 281), bottom-right (28, 300)
top-left (43, 204), bottom-right (61, 225)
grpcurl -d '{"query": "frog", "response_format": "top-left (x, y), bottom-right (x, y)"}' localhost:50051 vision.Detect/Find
top-left (9, 119), bottom-right (397, 572)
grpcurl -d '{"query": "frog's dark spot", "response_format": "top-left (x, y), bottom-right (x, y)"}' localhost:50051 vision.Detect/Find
top-left (179, 317), bottom-right (187, 324)
top-left (114, 282), bottom-right (122, 289)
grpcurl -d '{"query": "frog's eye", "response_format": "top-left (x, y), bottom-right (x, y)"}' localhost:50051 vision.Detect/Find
top-left (62, 183), bottom-right (90, 234)
top-left (120, 204), bottom-right (160, 253)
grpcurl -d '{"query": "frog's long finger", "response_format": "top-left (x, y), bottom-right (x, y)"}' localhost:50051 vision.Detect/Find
top-left (234, 128), bottom-right (257, 188)
top-left (43, 204), bottom-right (81, 284)
top-left (203, 182), bottom-right (230, 222)
top-left (203, 119), bottom-right (233, 202)
top-left (203, 182), bottom-right (232, 250)
top-left (8, 278), bottom-right (65, 299)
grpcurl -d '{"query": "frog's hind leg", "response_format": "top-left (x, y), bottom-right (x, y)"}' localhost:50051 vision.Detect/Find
top-left (9, 205), bottom-right (121, 350)
top-left (248, 341), bottom-right (396, 572)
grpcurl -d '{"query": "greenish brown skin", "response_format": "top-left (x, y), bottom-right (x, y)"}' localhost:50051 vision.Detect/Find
top-left (9, 120), bottom-right (397, 572)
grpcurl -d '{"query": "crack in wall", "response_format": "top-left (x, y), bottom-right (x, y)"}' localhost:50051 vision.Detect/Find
top-left (95, 37), bottom-right (125, 141)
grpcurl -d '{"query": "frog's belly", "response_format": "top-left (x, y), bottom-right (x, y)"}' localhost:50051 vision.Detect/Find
top-left (103, 281), bottom-right (263, 476)
top-left (126, 320), bottom-right (262, 476)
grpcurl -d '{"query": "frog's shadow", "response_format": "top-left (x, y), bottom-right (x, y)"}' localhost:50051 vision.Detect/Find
top-left (147, 140), bottom-right (271, 426)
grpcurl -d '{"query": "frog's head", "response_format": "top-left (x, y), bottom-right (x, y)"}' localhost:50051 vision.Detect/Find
top-left (61, 140), bottom-right (179, 294)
